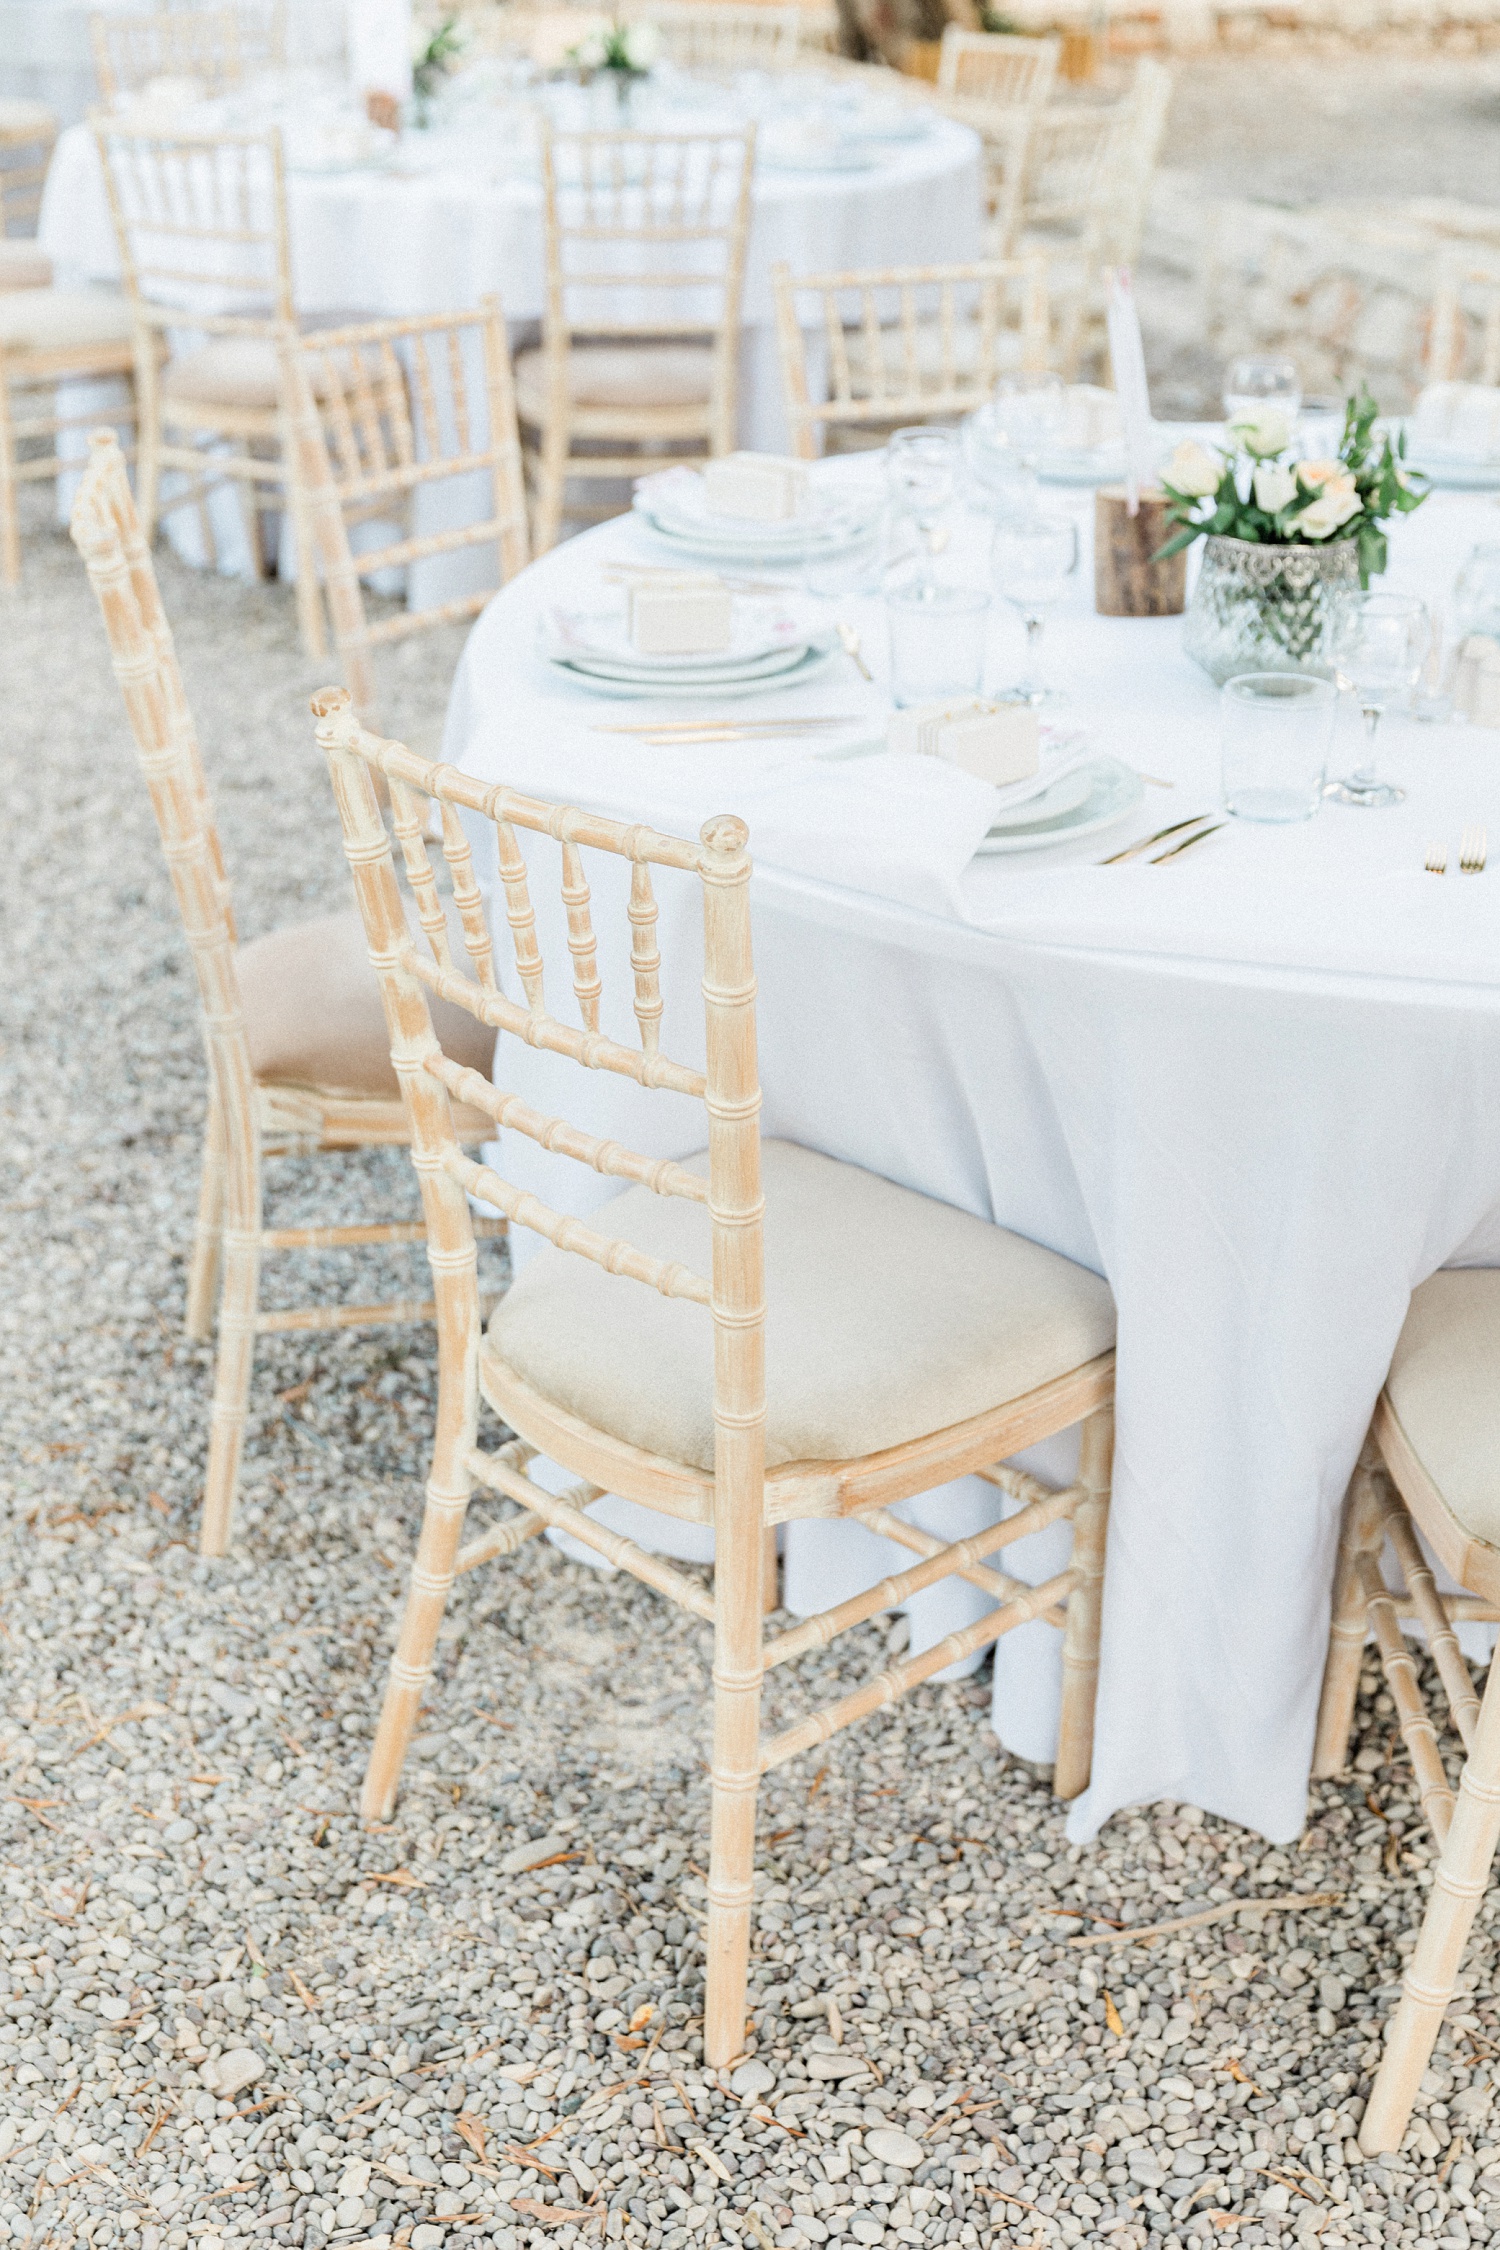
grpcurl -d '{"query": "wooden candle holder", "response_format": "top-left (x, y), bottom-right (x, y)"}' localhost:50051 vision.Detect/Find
top-left (1094, 485), bottom-right (1186, 618)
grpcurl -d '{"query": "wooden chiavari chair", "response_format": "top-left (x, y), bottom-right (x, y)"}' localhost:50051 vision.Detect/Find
top-left (69, 432), bottom-right (505, 1558)
top-left (772, 256), bottom-right (1051, 459)
top-left (313, 682), bottom-right (1118, 2067)
top-left (517, 125), bottom-right (756, 553)
top-left (935, 25), bottom-right (1061, 105)
top-left (94, 122), bottom-right (331, 650)
top-left (639, 3), bottom-right (806, 70)
top-left (0, 99), bottom-right (58, 288)
top-left (1314, 1274), bottom-right (1500, 2153)
top-left (1009, 99), bottom-right (1134, 377)
top-left (1429, 250), bottom-right (1500, 386)
top-left (0, 293), bottom-right (135, 587)
top-left (90, 8), bottom-right (246, 107)
top-left (278, 302), bottom-right (530, 724)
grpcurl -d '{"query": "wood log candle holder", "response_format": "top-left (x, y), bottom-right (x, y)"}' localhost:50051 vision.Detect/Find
top-left (1094, 485), bottom-right (1186, 618)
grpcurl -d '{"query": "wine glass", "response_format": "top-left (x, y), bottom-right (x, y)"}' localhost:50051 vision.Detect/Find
top-left (990, 514), bottom-right (1079, 705)
top-left (886, 426), bottom-right (958, 586)
top-left (1325, 590), bottom-right (1429, 808)
top-left (1223, 355), bottom-right (1302, 429)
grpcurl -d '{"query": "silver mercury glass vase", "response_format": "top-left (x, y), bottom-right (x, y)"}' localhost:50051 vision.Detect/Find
top-left (1183, 533), bottom-right (1362, 685)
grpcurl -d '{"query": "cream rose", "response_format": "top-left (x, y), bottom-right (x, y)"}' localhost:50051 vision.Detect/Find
top-left (1227, 406), bottom-right (1292, 459)
top-left (1252, 462), bottom-right (1297, 513)
top-left (1166, 440), bottom-right (1222, 499)
top-left (1296, 459), bottom-right (1356, 498)
top-left (1295, 488), bottom-right (1362, 539)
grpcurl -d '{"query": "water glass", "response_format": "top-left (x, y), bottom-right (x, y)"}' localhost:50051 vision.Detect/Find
top-left (886, 427), bottom-right (958, 582)
top-left (990, 514), bottom-right (1078, 705)
top-left (1220, 671), bottom-right (1337, 823)
top-left (885, 583), bottom-right (990, 707)
top-left (1223, 354), bottom-right (1302, 427)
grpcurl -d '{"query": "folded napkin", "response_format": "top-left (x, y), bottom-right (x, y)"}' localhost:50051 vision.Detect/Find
top-left (1412, 381), bottom-right (1500, 460)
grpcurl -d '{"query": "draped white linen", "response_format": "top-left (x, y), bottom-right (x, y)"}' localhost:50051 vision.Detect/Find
top-left (441, 468), bottom-right (1500, 1847)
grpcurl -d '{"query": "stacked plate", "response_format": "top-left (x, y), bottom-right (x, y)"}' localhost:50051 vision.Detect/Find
top-left (975, 756), bottom-right (1142, 854)
top-left (539, 599), bottom-right (839, 699)
top-left (1395, 429), bottom-right (1500, 491)
top-left (633, 471), bottom-right (883, 568)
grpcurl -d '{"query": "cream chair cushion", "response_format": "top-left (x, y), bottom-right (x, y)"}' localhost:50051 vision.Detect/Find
top-left (0, 242), bottom-right (52, 290)
top-left (486, 1139), bottom-right (1116, 1472)
top-left (162, 337), bottom-right (363, 411)
top-left (1384, 1270), bottom-right (1500, 1548)
top-left (0, 287), bottom-right (133, 351)
top-left (513, 342), bottom-right (716, 418)
top-left (238, 909), bottom-right (496, 1108)
top-left (0, 99), bottom-right (57, 142)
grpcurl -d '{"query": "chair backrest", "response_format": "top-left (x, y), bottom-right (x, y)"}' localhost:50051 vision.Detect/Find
top-left (1098, 58), bottom-right (1172, 270)
top-left (538, 125), bottom-right (756, 441)
top-left (94, 124), bottom-right (293, 335)
top-left (643, 3), bottom-right (806, 70)
top-left (311, 685), bottom-right (765, 1507)
top-left (68, 431), bottom-right (252, 1128)
top-left (1015, 100), bottom-right (1129, 242)
top-left (279, 301), bottom-right (532, 721)
top-left (0, 104), bottom-right (58, 237)
top-left (772, 255), bottom-right (1051, 458)
top-left (91, 8), bottom-right (247, 105)
top-left (936, 26), bottom-right (1059, 108)
top-left (1429, 251), bottom-right (1500, 386)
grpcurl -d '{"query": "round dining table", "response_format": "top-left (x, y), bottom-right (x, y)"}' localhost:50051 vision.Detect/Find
top-left (38, 75), bottom-right (983, 454)
top-left (436, 455), bottom-right (1500, 1850)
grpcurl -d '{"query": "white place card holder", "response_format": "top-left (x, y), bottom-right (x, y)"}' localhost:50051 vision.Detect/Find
top-left (889, 700), bottom-right (1040, 785)
top-left (703, 453), bottom-right (810, 524)
top-left (628, 581), bottom-right (734, 656)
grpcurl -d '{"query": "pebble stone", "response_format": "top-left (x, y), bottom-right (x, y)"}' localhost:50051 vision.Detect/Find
top-left (6, 88), bottom-right (1500, 2247)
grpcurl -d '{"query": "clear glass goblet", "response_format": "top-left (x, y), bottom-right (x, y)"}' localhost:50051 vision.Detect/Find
top-left (1326, 589), bottom-right (1429, 808)
top-left (1223, 354), bottom-right (1302, 428)
top-left (990, 514), bottom-right (1079, 706)
top-left (885, 426), bottom-right (958, 586)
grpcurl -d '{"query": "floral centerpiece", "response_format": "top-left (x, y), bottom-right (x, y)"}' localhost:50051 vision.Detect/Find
top-left (410, 13), bottom-right (466, 124)
top-left (569, 19), bottom-right (661, 114)
top-left (1158, 389), bottom-right (1428, 684)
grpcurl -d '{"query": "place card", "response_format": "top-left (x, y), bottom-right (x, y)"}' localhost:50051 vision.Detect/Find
top-left (627, 581), bottom-right (733, 656)
top-left (703, 453), bottom-right (810, 523)
top-left (888, 699), bottom-right (1039, 785)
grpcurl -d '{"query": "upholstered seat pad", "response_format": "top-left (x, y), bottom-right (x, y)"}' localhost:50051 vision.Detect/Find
top-left (1385, 1270), bottom-right (1500, 1548)
top-left (0, 287), bottom-right (132, 350)
top-left (0, 99), bottom-right (57, 141)
top-left (486, 1139), bottom-right (1115, 1472)
top-left (513, 342), bottom-right (716, 416)
top-left (162, 336), bottom-right (361, 411)
top-left (238, 909), bottom-right (496, 1103)
top-left (0, 243), bottom-right (52, 290)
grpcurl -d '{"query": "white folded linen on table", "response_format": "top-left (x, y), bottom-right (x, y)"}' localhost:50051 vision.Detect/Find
top-left (443, 471), bottom-right (1500, 1848)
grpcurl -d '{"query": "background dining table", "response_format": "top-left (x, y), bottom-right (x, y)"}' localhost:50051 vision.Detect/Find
top-left (438, 457), bottom-right (1500, 1850)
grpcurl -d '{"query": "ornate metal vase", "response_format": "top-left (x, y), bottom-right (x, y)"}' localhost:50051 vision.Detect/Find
top-left (1182, 534), bottom-right (1362, 685)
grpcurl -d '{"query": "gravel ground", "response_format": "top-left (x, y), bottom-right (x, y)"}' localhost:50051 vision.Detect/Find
top-left (6, 74), bottom-right (1500, 2228)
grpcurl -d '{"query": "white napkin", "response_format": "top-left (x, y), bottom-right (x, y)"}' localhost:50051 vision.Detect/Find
top-left (1412, 382), bottom-right (1500, 461)
top-left (987, 746), bottom-right (1098, 817)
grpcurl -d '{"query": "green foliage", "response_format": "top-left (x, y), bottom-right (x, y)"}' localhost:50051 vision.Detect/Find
top-left (413, 15), bottom-right (464, 101)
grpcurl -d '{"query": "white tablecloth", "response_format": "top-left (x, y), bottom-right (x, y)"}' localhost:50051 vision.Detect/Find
top-left (440, 466), bottom-right (1500, 1848)
top-left (38, 100), bottom-right (982, 453)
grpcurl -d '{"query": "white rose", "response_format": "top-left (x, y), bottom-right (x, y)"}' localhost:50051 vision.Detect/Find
top-left (1295, 488), bottom-right (1362, 539)
top-left (623, 21), bottom-right (660, 66)
top-left (1166, 440), bottom-right (1222, 499)
top-left (1228, 405), bottom-right (1292, 459)
top-left (1252, 462), bottom-right (1297, 513)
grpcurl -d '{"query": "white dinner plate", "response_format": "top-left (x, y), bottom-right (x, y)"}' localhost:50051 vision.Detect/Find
top-left (1036, 445), bottom-right (1128, 487)
top-left (1389, 421), bottom-right (1500, 490)
top-left (545, 636), bottom-right (840, 700)
top-left (986, 763), bottom-right (1097, 830)
top-left (633, 479), bottom-right (882, 565)
top-left (974, 755), bottom-right (1143, 854)
top-left (555, 639), bottom-right (817, 689)
top-left (543, 602), bottom-right (807, 675)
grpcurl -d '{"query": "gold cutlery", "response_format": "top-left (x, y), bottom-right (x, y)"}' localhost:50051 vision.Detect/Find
top-left (1425, 843), bottom-right (1449, 875)
top-left (1152, 822), bottom-right (1224, 864)
top-left (1460, 825), bottom-right (1488, 875)
top-left (837, 622), bottom-right (873, 681)
top-left (1135, 771), bottom-right (1174, 789)
top-left (1097, 815), bottom-right (1212, 865)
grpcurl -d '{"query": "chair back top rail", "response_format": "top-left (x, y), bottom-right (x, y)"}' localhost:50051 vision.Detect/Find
top-left (936, 25), bottom-right (1060, 106)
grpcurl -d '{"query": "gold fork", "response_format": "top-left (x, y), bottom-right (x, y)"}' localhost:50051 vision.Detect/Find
top-left (1460, 826), bottom-right (1488, 875)
top-left (1424, 843), bottom-right (1448, 875)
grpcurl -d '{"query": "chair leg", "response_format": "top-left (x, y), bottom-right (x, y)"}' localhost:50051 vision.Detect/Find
top-left (185, 1088), bottom-right (226, 1341)
top-left (704, 1501), bottom-right (766, 2068)
top-left (1055, 1403), bottom-right (1113, 1802)
top-left (0, 363), bottom-right (19, 589)
top-left (1360, 1659), bottom-right (1500, 2154)
top-left (1312, 1439), bottom-right (1388, 1778)
top-left (198, 1143), bottom-right (261, 1558)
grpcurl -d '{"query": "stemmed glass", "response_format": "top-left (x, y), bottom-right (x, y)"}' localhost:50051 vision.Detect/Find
top-left (1326, 590), bottom-right (1429, 808)
top-left (966, 372), bottom-right (1067, 515)
top-left (886, 426), bottom-right (958, 587)
top-left (990, 514), bottom-right (1079, 705)
top-left (1222, 355), bottom-right (1302, 429)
